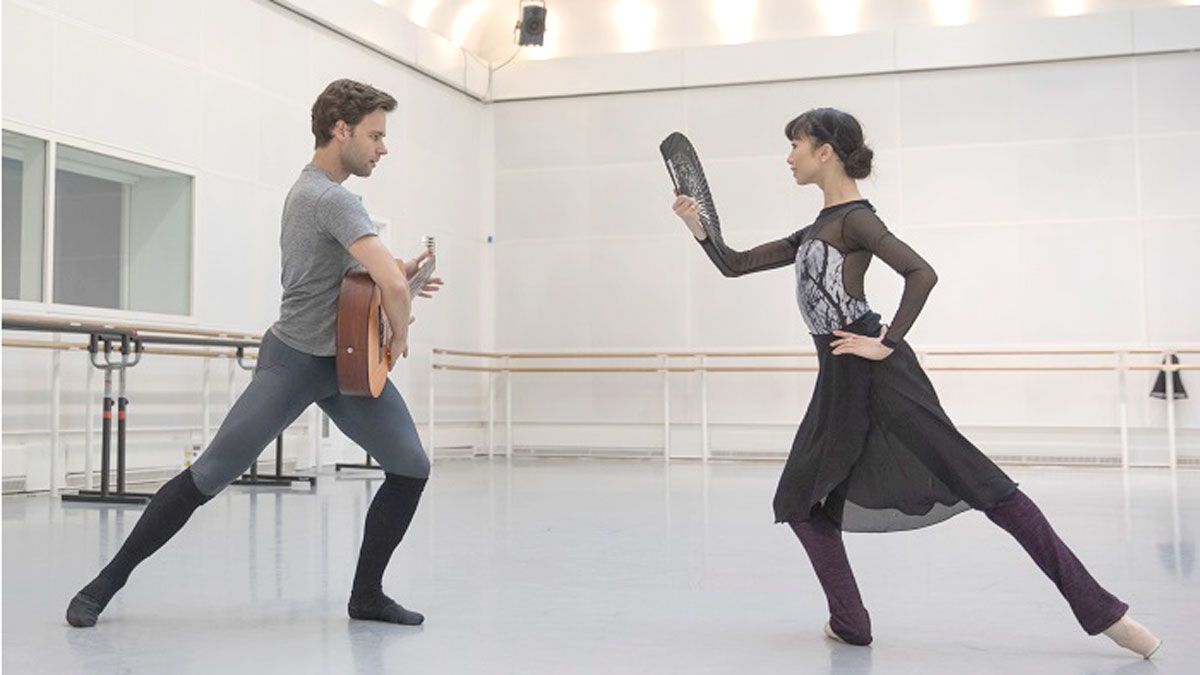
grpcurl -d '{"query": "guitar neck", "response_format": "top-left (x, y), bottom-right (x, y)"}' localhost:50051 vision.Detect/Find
top-left (407, 237), bottom-right (436, 295)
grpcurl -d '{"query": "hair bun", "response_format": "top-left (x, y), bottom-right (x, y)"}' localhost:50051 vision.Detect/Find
top-left (844, 145), bottom-right (874, 179)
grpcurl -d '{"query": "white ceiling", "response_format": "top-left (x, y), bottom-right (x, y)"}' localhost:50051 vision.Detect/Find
top-left (371, 0), bottom-right (1191, 62)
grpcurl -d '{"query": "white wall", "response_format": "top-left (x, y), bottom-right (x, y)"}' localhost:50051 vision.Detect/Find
top-left (1, 0), bottom-right (492, 487)
top-left (470, 0), bottom-right (1190, 62)
top-left (489, 5), bottom-right (1200, 99)
top-left (4, 0), bottom-right (1199, 490)
top-left (285, 0), bottom-right (1195, 64)
top-left (268, 0), bottom-right (490, 99)
top-left (491, 50), bottom-right (1200, 464)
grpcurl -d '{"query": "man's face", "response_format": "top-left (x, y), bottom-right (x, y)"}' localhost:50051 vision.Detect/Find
top-left (341, 109), bottom-right (389, 177)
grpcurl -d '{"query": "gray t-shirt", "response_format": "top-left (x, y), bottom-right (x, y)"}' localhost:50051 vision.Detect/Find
top-left (270, 164), bottom-right (376, 356)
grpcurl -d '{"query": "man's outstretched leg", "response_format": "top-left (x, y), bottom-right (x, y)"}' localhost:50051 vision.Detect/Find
top-left (66, 470), bottom-right (211, 627)
top-left (66, 330), bottom-right (325, 627)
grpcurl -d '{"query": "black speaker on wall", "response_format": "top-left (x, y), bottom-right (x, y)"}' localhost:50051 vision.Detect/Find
top-left (517, 1), bottom-right (547, 46)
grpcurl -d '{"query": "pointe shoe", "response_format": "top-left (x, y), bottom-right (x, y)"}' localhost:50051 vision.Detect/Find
top-left (823, 621), bottom-right (846, 643)
top-left (1103, 613), bottom-right (1162, 659)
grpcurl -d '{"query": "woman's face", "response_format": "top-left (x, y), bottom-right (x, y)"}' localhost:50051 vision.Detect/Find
top-left (787, 134), bottom-right (834, 185)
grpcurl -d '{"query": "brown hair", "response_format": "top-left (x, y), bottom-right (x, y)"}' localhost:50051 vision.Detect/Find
top-left (784, 107), bottom-right (874, 179)
top-left (311, 79), bottom-right (398, 148)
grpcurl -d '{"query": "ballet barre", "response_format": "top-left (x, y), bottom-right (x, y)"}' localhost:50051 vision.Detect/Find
top-left (429, 346), bottom-right (1199, 469)
top-left (2, 313), bottom-right (320, 500)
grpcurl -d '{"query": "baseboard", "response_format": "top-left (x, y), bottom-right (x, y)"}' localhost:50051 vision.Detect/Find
top-left (507, 445), bottom-right (667, 460)
top-left (477, 445), bottom-right (1200, 469)
top-left (7, 442), bottom-right (1197, 496)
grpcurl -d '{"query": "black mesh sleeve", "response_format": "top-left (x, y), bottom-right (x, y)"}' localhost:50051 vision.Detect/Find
top-left (696, 229), bottom-right (806, 277)
top-left (843, 208), bottom-right (937, 348)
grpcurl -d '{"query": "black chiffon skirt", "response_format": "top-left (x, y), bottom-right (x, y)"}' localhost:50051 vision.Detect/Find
top-left (774, 311), bottom-right (1019, 533)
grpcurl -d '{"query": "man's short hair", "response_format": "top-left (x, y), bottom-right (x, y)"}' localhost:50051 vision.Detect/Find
top-left (311, 79), bottom-right (397, 148)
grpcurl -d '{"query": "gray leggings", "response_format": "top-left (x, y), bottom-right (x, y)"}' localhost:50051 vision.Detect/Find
top-left (190, 328), bottom-right (430, 496)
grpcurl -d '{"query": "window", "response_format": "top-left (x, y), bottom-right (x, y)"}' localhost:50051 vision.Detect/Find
top-left (3, 129), bottom-right (195, 316)
top-left (53, 145), bottom-right (193, 315)
top-left (2, 131), bottom-right (47, 301)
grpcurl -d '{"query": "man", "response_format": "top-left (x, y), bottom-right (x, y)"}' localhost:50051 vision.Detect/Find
top-left (67, 79), bottom-right (441, 628)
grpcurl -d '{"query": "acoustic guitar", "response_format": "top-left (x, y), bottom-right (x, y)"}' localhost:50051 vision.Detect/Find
top-left (336, 236), bottom-right (435, 397)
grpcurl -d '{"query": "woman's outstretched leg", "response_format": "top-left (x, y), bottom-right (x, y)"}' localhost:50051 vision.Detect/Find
top-left (984, 489), bottom-right (1160, 658)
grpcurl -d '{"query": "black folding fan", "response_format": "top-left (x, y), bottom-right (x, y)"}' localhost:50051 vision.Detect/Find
top-left (659, 132), bottom-right (725, 247)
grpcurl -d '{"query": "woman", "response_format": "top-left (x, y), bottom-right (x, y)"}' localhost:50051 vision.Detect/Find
top-left (670, 107), bottom-right (1160, 658)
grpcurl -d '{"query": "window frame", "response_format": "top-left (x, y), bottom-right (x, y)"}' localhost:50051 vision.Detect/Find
top-left (2, 120), bottom-right (200, 326)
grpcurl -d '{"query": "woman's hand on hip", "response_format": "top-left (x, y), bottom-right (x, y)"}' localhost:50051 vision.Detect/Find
top-left (831, 326), bottom-right (894, 361)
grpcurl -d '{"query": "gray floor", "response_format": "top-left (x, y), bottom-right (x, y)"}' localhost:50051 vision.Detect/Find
top-left (3, 459), bottom-right (1197, 674)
